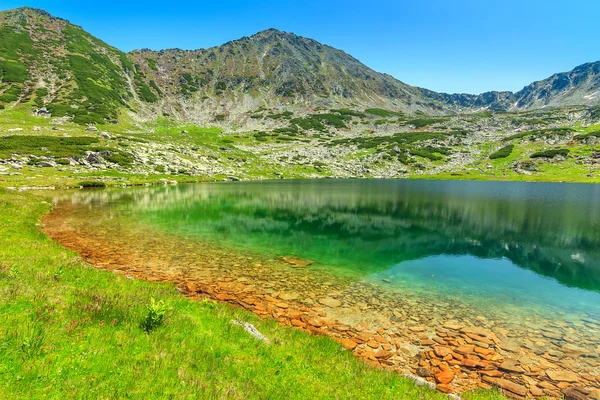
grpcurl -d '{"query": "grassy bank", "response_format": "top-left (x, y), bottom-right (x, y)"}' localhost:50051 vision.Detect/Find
top-left (0, 188), bottom-right (508, 399)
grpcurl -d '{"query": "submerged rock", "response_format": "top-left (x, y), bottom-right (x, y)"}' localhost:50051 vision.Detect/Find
top-left (280, 256), bottom-right (313, 267)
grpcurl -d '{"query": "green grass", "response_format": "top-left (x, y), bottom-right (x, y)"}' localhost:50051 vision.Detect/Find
top-left (0, 189), bottom-right (505, 399)
top-left (0, 135), bottom-right (99, 158)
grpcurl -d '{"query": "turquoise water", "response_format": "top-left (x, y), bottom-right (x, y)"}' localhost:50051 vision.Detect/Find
top-left (59, 179), bottom-right (600, 317)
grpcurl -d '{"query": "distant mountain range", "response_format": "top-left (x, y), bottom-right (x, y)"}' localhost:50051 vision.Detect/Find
top-left (0, 7), bottom-right (599, 124)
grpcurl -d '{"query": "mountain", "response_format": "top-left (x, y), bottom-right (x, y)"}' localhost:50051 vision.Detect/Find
top-left (0, 6), bottom-right (599, 126)
top-left (0, 7), bottom-right (149, 124)
top-left (127, 28), bottom-right (449, 120)
top-left (514, 61), bottom-right (600, 109)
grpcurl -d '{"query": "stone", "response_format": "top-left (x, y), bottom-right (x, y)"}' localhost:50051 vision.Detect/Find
top-left (280, 256), bottom-right (313, 267)
top-left (434, 369), bottom-right (455, 384)
top-left (436, 383), bottom-right (453, 394)
top-left (479, 369), bottom-right (503, 378)
top-left (529, 385), bottom-right (543, 396)
top-left (434, 346), bottom-right (452, 358)
top-left (547, 370), bottom-right (580, 383)
top-left (279, 292), bottom-right (299, 301)
top-left (319, 298), bottom-right (342, 308)
top-left (462, 358), bottom-right (481, 368)
top-left (492, 378), bottom-right (528, 396)
top-left (374, 350), bottom-right (392, 359)
top-left (290, 319), bottom-right (306, 328)
top-left (367, 340), bottom-right (379, 349)
top-left (416, 367), bottom-right (431, 377)
top-left (499, 359), bottom-right (525, 374)
top-left (340, 339), bottom-right (358, 350)
top-left (444, 320), bottom-right (464, 330)
top-left (564, 387), bottom-right (590, 400)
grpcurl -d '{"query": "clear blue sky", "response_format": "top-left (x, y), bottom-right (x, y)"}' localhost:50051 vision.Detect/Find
top-left (2, 0), bottom-right (599, 94)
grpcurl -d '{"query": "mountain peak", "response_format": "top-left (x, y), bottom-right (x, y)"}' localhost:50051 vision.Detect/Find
top-left (0, 6), bottom-right (67, 23)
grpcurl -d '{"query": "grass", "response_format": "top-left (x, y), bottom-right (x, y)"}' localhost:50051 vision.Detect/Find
top-left (0, 188), bottom-right (506, 399)
top-left (0, 135), bottom-right (99, 158)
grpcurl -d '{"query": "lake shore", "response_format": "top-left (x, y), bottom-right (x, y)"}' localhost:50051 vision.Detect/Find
top-left (41, 191), bottom-right (600, 399)
top-left (0, 186), bottom-right (513, 399)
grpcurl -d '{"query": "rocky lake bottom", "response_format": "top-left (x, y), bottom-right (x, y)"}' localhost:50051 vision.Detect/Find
top-left (41, 180), bottom-right (600, 399)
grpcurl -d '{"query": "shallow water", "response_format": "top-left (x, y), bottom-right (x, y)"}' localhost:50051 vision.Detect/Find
top-left (44, 179), bottom-right (600, 396)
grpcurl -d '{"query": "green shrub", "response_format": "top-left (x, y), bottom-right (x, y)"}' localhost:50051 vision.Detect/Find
top-left (273, 126), bottom-right (298, 135)
top-left (137, 79), bottom-right (158, 103)
top-left (331, 108), bottom-right (367, 118)
top-left (79, 181), bottom-right (106, 188)
top-left (146, 58), bottom-right (158, 71)
top-left (530, 149), bottom-right (570, 158)
top-left (105, 152), bottom-right (134, 167)
top-left (409, 148), bottom-right (443, 161)
top-left (365, 108), bottom-right (401, 117)
top-left (573, 130), bottom-right (600, 140)
top-left (56, 158), bottom-right (70, 165)
top-left (504, 128), bottom-right (572, 141)
top-left (267, 111), bottom-right (293, 119)
top-left (489, 145), bottom-right (514, 159)
top-left (0, 60), bottom-right (28, 83)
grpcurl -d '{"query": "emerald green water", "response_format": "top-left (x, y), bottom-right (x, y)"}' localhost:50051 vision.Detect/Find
top-left (57, 179), bottom-right (600, 318)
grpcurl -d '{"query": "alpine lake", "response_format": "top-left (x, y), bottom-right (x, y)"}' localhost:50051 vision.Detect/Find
top-left (42, 179), bottom-right (600, 399)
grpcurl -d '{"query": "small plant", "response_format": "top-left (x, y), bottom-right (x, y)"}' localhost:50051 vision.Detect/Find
top-left (201, 298), bottom-right (217, 309)
top-left (140, 298), bottom-right (170, 333)
top-left (8, 266), bottom-right (19, 278)
top-left (52, 266), bottom-right (64, 281)
top-left (21, 325), bottom-right (45, 358)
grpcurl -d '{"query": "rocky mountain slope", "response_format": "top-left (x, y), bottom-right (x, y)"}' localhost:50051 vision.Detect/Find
top-left (1, 7), bottom-right (599, 127)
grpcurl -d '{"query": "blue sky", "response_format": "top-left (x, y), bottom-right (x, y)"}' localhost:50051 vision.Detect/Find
top-left (2, 0), bottom-right (599, 94)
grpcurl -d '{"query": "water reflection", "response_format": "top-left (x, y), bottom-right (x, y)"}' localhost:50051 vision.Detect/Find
top-left (58, 179), bottom-right (600, 294)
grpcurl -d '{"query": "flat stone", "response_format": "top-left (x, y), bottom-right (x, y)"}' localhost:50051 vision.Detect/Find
top-left (480, 369), bottom-right (503, 377)
top-left (279, 292), bottom-right (299, 301)
top-left (416, 367), bottom-right (431, 377)
top-left (434, 346), bottom-right (452, 358)
top-left (340, 338), bottom-right (358, 350)
top-left (499, 359), bottom-right (525, 374)
top-left (547, 369), bottom-right (579, 383)
top-left (434, 369), bottom-right (455, 384)
top-left (529, 385), bottom-right (544, 397)
top-left (319, 298), bottom-right (342, 308)
top-left (280, 256), bottom-right (313, 267)
top-left (374, 350), bottom-right (392, 359)
top-left (564, 387), bottom-right (591, 400)
top-left (493, 378), bottom-right (528, 396)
